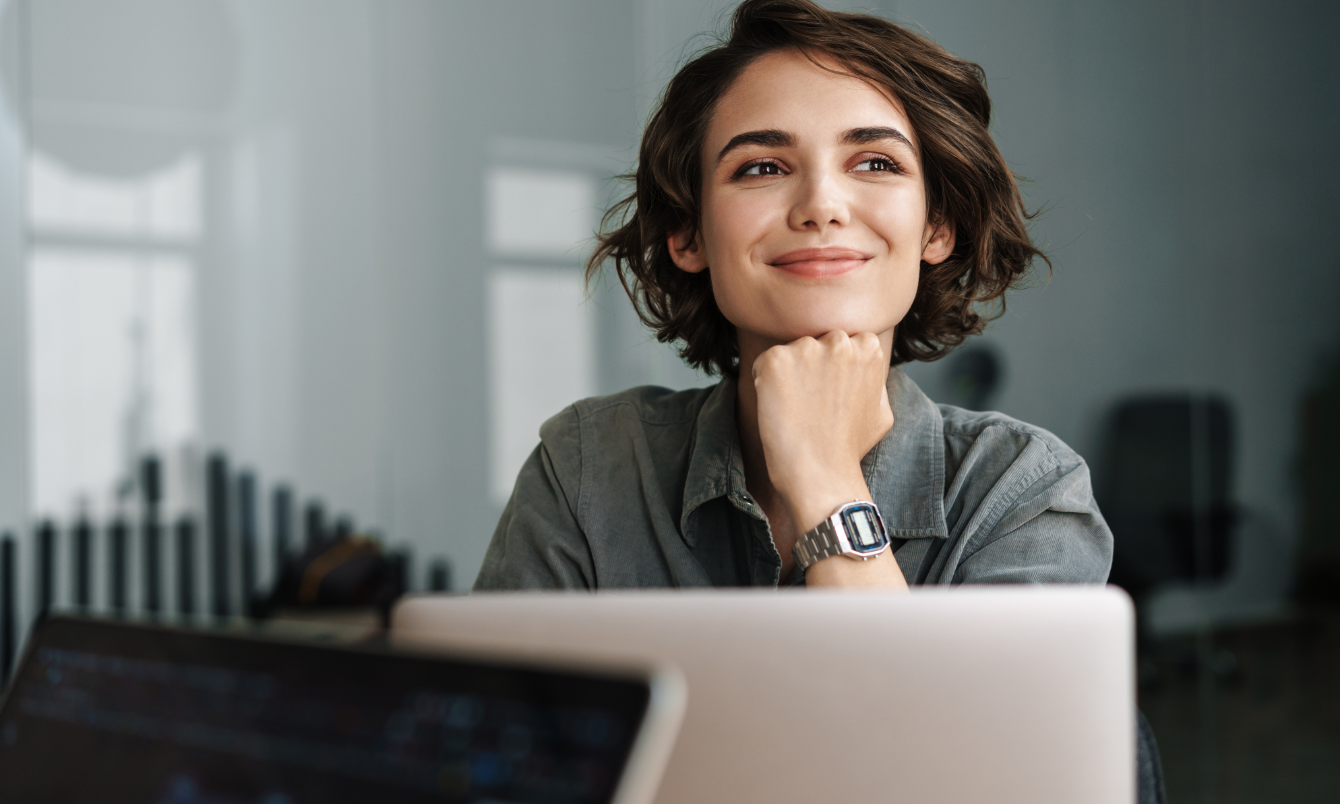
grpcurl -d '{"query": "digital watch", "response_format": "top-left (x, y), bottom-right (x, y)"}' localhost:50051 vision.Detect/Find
top-left (792, 500), bottom-right (891, 571)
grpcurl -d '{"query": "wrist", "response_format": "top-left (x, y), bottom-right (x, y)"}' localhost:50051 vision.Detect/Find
top-left (805, 549), bottom-right (908, 590)
top-left (778, 471), bottom-right (872, 534)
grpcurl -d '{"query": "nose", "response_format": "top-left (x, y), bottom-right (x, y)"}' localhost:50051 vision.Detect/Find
top-left (787, 169), bottom-right (850, 232)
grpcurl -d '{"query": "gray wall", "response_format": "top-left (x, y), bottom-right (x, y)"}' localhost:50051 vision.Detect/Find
top-left (0, 0), bottom-right (1335, 607)
top-left (894, 0), bottom-right (1340, 550)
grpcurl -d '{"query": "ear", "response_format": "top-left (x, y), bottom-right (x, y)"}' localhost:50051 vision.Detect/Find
top-left (921, 216), bottom-right (956, 265)
top-left (667, 228), bottom-right (708, 274)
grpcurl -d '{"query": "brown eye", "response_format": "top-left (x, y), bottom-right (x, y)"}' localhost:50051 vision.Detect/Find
top-left (739, 161), bottom-right (784, 177)
top-left (853, 157), bottom-right (900, 173)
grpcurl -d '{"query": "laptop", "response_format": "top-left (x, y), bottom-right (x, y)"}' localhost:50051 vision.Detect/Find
top-left (393, 587), bottom-right (1135, 804)
top-left (0, 615), bottom-right (685, 804)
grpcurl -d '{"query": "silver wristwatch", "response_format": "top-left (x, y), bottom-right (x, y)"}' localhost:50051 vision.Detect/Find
top-left (792, 500), bottom-right (891, 571)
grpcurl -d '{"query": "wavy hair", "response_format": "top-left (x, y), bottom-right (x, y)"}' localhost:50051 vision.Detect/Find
top-left (588, 0), bottom-right (1046, 377)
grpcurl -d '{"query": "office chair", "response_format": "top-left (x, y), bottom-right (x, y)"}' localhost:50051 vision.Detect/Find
top-left (1103, 394), bottom-right (1237, 601)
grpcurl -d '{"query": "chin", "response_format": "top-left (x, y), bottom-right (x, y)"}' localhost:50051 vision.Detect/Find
top-left (773, 300), bottom-right (907, 339)
top-left (767, 314), bottom-right (898, 342)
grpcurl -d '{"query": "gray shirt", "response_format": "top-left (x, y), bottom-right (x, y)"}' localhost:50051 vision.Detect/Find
top-left (475, 367), bottom-right (1112, 590)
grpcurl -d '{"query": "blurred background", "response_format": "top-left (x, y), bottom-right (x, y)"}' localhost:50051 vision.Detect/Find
top-left (0, 0), bottom-right (1335, 800)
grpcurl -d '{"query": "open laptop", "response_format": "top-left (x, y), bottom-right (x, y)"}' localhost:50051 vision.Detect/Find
top-left (393, 587), bottom-right (1135, 804)
top-left (0, 615), bottom-right (684, 804)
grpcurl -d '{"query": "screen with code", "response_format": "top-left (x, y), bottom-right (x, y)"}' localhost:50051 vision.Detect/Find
top-left (0, 617), bottom-right (651, 804)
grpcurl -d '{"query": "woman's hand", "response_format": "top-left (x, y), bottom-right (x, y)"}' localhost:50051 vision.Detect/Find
top-left (752, 330), bottom-right (906, 589)
top-left (753, 330), bottom-right (892, 519)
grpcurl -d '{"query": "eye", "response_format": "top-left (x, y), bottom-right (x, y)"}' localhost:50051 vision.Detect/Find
top-left (852, 156), bottom-right (903, 174)
top-left (735, 159), bottom-right (786, 179)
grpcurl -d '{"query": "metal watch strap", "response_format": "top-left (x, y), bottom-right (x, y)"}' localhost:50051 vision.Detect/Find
top-left (793, 515), bottom-right (847, 570)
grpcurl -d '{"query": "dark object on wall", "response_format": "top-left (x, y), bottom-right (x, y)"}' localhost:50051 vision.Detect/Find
top-left (207, 452), bottom-right (231, 619)
top-left (1, 535), bottom-right (13, 685)
top-left (1297, 347), bottom-right (1340, 606)
top-left (428, 559), bottom-right (452, 592)
top-left (141, 456), bottom-right (162, 615)
top-left (36, 521), bottom-right (55, 621)
top-left (943, 343), bottom-right (1004, 410)
top-left (176, 516), bottom-right (197, 617)
top-left (73, 517), bottom-right (92, 611)
top-left (238, 471), bottom-right (258, 617)
top-left (109, 517), bottom-right (129, 615)
top-left (261, 533), bottom-right (405, 619)
top-left (1103, 395), bottom-right (1237, 598)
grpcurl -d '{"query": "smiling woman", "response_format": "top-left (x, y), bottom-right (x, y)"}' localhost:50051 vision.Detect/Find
top-left (476, 0), bottom-right (1109, 598)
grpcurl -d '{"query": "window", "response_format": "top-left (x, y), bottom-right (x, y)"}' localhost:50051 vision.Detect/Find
top-left (28, 150), bottom-right (202, 520)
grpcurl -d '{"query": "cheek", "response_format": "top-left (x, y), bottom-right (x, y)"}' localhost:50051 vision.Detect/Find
top-left (698, 192), bottom-right (776, 325)
top-left (863, 185), bottom-right (930, 258)
top-left (701, 190), bottom-right (779, 266)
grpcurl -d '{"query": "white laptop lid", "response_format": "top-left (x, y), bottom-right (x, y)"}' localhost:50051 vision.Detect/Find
top-left (393, 587), bottom-right (1134, 804)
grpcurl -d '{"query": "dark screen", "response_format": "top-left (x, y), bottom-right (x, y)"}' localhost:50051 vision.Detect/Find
top-left (0, 617), bottom-right (651, 804)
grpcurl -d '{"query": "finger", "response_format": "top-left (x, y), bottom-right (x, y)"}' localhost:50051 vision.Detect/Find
top-left (851, 331), bottom-right (881, 352)
top-left (818, 329), bottom-right (850, 348)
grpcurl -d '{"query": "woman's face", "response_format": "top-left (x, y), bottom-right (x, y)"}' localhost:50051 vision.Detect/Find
top-left (669, 48), bottom-right (954, 356)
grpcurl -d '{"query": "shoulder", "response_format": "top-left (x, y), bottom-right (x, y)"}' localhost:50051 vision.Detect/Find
top-left (534, 384), bottom-right (718, 488)
top-left (937, 404), bottom-right (1085, 474)
top-left (541, 384), bottom-right (717, 440)
top-left (928, 405), bottom-right (1111, 584)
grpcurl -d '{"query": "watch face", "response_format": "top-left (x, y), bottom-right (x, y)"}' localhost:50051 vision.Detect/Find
top-left (840, 503), bottom-right (888, 554)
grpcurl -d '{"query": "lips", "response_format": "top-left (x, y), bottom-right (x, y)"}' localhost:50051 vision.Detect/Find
top-left (767, 247), bottom-right (871, 278)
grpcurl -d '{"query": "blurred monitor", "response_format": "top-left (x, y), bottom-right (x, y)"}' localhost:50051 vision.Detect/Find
top-left (394, 587), bottom-right (1134, 804)
top-left (0, 616), bottom-right (683, 804)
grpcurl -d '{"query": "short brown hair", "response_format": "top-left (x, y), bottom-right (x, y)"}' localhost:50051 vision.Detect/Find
top-left (588, 0), bottom-right (1045, 377)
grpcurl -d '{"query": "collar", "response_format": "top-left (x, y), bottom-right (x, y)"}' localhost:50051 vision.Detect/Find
top-left (679, 367), bottom-right (949, 546)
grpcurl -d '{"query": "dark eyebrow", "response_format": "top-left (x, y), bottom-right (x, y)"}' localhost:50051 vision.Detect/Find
top-left (715, 129), bottom-right (796, 164)
top-left (842, 126), bottom-right (916, 152)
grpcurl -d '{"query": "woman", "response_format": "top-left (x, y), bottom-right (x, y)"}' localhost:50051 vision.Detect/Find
top-left (475, 0), bottom-right (1111, 592)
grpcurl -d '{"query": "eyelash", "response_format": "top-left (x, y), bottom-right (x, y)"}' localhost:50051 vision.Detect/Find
top-left (733, 158), bottom-right (786, 179)
top-left (852, 155), bottom-right (905, 175)
top-left (730, 154), bottom-right (906, 180)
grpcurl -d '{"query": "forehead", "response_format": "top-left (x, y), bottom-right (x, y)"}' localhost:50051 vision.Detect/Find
top-left (704, 49), bottom-right (916, 155)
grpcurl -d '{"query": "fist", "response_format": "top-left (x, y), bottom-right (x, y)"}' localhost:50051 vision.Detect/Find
top-left (751, 331), bottom-right (894, 516)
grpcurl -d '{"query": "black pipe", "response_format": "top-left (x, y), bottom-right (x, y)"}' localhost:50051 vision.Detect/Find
top-left (304, 501), bottom-right (325, 549)
top-left (141, 455), bottom-right (162, 616)
top-left (36, 520), bottom-right (55, 620)
top-left (109, 517), bottom-right (129, 615)
top-left (176, 516), bottom-right (196, 618)
top-left (396, 544), bottom-right (412, 594)
top-left (73, 516), bottom-right (92, 611)
top-left (207, 452), bottom-right (231, 619)
top-left (1, 534), bottom-right (15, 686)
top-left (238, 471), bottom-right (257, 618)
top-left (272, 483), bottom-right (292, 573)
top-left (332, 516), bottom-right (353, 543)
top-left (387, 550), bottom-right (408, 596)
top-left (428, 558), bottom-right (452, 593)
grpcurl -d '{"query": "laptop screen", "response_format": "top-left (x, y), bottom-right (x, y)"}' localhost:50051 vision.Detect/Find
top-left (0, 616), bottom-right (653, 804)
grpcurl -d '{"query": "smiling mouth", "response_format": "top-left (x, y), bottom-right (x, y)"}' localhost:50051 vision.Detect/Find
top-left (768, 247), bottom-right (872, 278)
